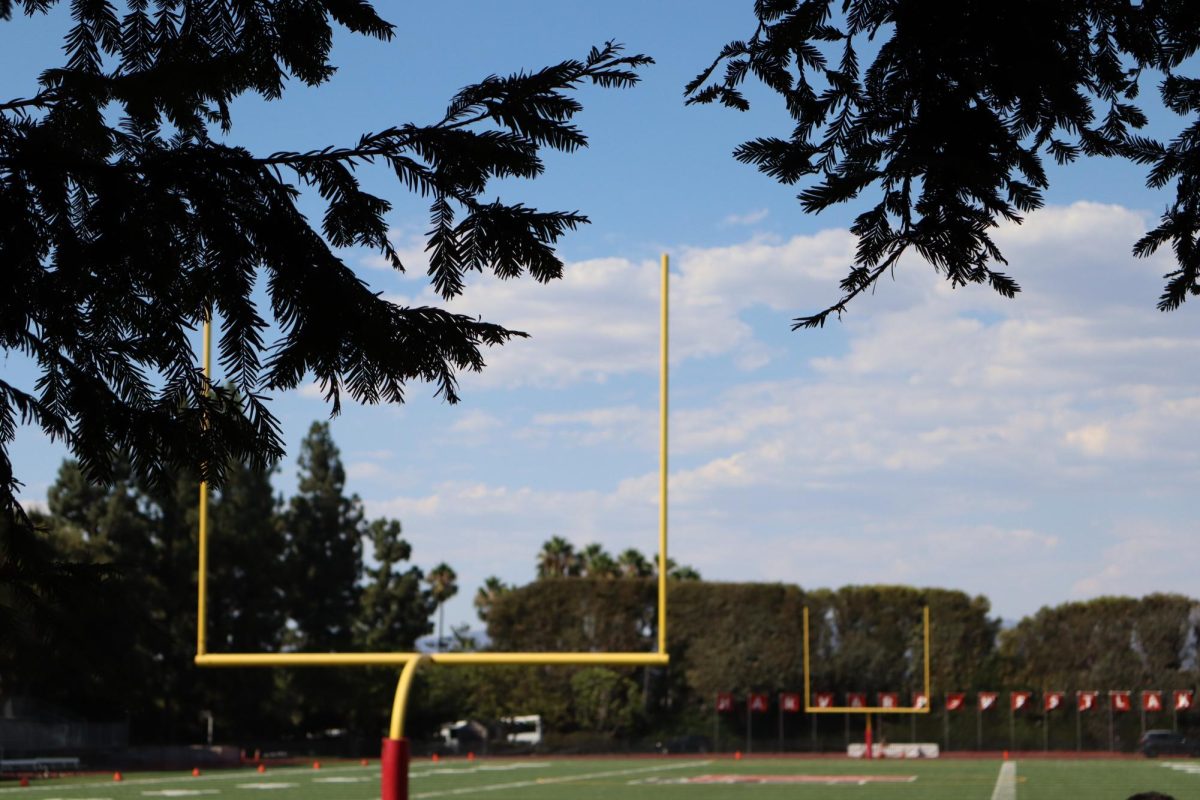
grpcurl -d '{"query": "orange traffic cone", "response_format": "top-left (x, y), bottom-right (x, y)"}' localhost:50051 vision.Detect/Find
top-left (257, 764), bottom-right (266, 774)
top-left (312, 761), bottom-right (321, 770)
top-left (192, 767), bottom-right (201, 777)
top-left (18, 776), bottom-right (29, 787)
top-left (467, 752), bottom-right (476, 762)
top-left (360, 758), bottom-right (369, 767)
top-left (113, 772), bottom-right (123, 782)
top-left (734, 751), bottom-right (743, 761)
top-left (432, 753), bottom-right (440, 763)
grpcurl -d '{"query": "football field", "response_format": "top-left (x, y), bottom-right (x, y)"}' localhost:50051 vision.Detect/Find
top-left (2, 756), bottom-right (1197, 799)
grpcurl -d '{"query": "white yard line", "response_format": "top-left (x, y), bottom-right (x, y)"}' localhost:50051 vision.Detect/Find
top-left (411, 760), bottom-right (712, 798)
top-left (990, 761), bottom-right (1017, 800)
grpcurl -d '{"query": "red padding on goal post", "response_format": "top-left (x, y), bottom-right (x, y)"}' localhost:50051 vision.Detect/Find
top-left (381, 737), bottom-right (409, 800)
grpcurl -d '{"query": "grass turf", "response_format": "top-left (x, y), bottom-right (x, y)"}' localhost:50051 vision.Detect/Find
top-left (1, 756), bottom-right (1196, 799)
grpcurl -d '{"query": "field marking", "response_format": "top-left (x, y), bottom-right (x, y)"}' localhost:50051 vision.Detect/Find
top-left (410, 763), bottom-right (550, 778)
top-left (0, 764), bottom-right (374, 794)
top-left (685, 774), bottom-right (916, 785)
top-left (1162, 762), bottom-right (1200, 775)
top-left (990, 761), bottom-right (1017, 800)
top-left (411, 759), bottom-right (711, 798)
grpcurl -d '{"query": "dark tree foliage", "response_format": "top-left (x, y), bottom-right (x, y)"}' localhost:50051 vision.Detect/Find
top-left (0, 0), bottom-right (652, 517)
top-left (688, 0), bottom-right (1200, 327)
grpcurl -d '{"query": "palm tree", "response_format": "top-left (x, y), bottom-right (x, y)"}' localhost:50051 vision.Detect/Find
top-left (536, 536), bottom-right (580, 578)
top-left (579, 543), bottom-right (618, 579)
top-left (616, 548), bottom-right (652, 579)
top-left (426, 563), bottom-right (458, 652)
top-left (473, 576), bottom-right (510, 624)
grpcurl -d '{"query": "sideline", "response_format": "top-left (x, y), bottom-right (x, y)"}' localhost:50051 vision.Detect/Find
top-left (990, 761), bottom-right (1017, 800)
top-left (0, 763), bottom-right (374, 794)
top-left (411, 759), bottom-right (712, 798)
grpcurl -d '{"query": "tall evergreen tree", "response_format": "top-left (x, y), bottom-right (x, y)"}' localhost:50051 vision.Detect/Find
top-left (356, 518), bottom-right (431, 653)
top-left (282, 422), bottom-right (363, 650)
top-left (278, 422), bottom-right (364, 735)
top-left (203, 457), bottom-right (288, 738)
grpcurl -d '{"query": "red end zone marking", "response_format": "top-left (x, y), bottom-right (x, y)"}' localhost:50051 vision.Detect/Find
top-left (689, 774), bottom-right (917, 785)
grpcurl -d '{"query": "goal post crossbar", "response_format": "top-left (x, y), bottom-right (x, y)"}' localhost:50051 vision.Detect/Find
top-left (801, 605), bottom-right (931, 715)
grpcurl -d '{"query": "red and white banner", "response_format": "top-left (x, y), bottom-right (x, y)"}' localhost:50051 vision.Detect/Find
top-left (1044, 692), bottom-right (1065, 712)
top-left (1077, 691), bottom-right (1099, 712)
top-left (847, 693), bottom-right (867, 709)
top-left (878, 692), bottom-right (899, 709)
top-left (1010, 691), bottom-right (1032, 712)
top-left (913, 692), bottom-right (929, 710)
top-left (1174, 690), bottom-right (1194, 711)
top-left (1142, 691), bottom-right (1163, 712)
top-left (749, 693), bottom-right (770, 713)
top-left (716, 693), bottom-right (734, 713)
top-left (946, 693), bottom-right (966, 711)
top-left (978, 692), bottom-right (998, 711)
top-left (781, 693), bottom-right (802, 713)
top-left (815, 692), bottom-right (835, 709)
top-left (1111, 691), bottom-right (1132, 712)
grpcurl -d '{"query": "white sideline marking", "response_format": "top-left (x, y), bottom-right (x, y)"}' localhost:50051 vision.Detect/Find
top-left (0, 764), bottom-right (374, 794)
top-left (142, 792), bottom-right (220, 797)
top-left (990, 761), bottom-right (1017, 800)
top-left (411, 760), bottom-right (712, 798)
top-left (1162, 762), bottom-right (1200, 775)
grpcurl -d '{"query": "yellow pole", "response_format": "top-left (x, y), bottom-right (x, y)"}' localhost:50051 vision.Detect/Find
top-left (802, 607), bottom-right (811, 710)
top-left (197, 316), bottom-right (212, 656)
top-left (658, 253), bottom-right (669, 655)
top-left (388, 657), bottom-right (424, 740)
top-left (923, 605), bottom-right (931, 699)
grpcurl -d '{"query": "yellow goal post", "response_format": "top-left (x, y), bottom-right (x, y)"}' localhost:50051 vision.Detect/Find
top-left (193, 256), bottom-right (674, 734)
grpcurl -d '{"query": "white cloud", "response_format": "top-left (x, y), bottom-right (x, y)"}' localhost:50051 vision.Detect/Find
top-left (449, 409), bottom-right (502, 435)
top-left (722, 208), bottom-right (769, 226)
top-left (357, 201), bottom-right (1200, 626)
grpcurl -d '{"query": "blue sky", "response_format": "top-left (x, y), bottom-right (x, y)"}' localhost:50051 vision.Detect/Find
top-left (6, 4), bottom-right (1200, 634)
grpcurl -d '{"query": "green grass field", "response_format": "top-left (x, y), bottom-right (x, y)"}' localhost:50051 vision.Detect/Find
top-left (2, 756), bottom-right (1197, 799)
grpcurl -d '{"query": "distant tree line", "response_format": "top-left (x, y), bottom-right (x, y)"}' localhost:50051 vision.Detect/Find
top-left (4, 443), bottom-right (1197, 753)
top-left (440, 582), bottom-right (1200, 752)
